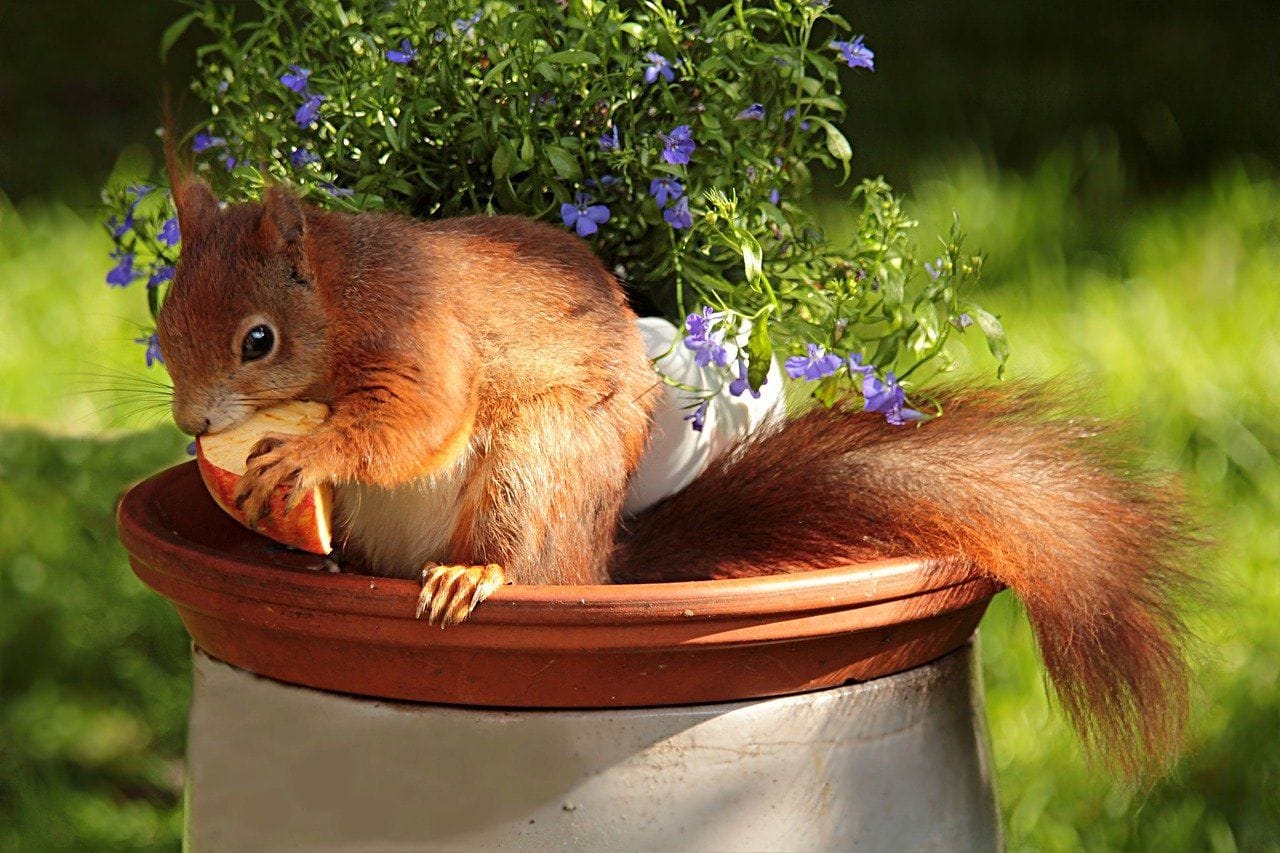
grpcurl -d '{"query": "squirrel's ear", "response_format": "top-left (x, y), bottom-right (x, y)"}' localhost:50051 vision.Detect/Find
top-left (261, 185), bottom-right (311, 279)
top-left (174, 179), bottom-right (218, 234)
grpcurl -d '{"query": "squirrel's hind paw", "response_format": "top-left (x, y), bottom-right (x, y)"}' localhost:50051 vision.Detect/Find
top-left (416, 563), bottom-right (506, 627)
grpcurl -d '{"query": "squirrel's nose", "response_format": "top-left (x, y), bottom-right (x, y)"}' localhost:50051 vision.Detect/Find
top-left (172, 401), bottom-right (212, 436)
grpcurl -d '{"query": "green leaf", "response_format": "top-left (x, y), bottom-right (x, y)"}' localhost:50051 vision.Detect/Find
top-left (746, 315), bottom-right (773, 393)
top-left (544, 145), bottom-right (581, 181)
top-left (969, 306), bottom-right (1010, 377)
top-left (159, 12), bottom-right (198, 62)
top-left (542, 50), bottom-right (599, 65)
top-left (742, 233), bottom-right (763, 282)
top-left (492, 141), bottom-right (513, 179)
top-left (824, 123), bottom-right (852, 163)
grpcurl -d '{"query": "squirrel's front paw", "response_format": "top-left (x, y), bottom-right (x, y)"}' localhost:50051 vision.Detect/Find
top-left (416, 564), bottom-right (506, 627)
top-left (233, 432), bottom-right (325, 527)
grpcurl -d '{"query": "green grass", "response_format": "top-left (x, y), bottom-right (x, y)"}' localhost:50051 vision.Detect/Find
top-left (1, 155), bottom-right (1277, 850)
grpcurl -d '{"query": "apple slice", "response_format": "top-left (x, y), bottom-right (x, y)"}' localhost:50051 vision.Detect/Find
top-left (195, 401), bottom-right (333, 555)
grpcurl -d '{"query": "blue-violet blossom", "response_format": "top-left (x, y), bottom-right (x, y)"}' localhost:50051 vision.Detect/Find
top-left (729, 358), bottom-right (762, 399)
top-left (158, 216), bottom-right (180, 247)
top-left (106, 251), bottom-right (140, 287)
top-left (290, 147), bottom-right (321, 166)
top-left (135, 333), bottom-right (165, 368)
top-left (862, 372), bottom-right (923, 426)
top-left (192, 132), bottom-right (226, 152)
top-left (683, 400), bottom-right (709, 432)
top-left (736, 103), bottom-right (766, 121)
top-left (279, 65), bottom-right (311, 93)
top-left (663, 196), bottom-right (693, 230)
top-left (643, 52), bottom-right (675, 84)
top-left (385, 39), bottom-right (418, 64)
top-left (683, 307), bottom-right (729, 368)
top-left (832, 36), bottom-right (875, 71)
top-left (659, 125), bottom-right (695, 165)
top-left (784, 343), bottom-right (843, 381)
top-left (560, 193), bottom-right (610, 238)
top-left (295, 94), bottom-right (325, 128)
top-left (148, 264), bottom-right (175, 289)
top-left (648, 176), bottom-right (683, 207)
top-left (599, 126), bottom-right (620, 151)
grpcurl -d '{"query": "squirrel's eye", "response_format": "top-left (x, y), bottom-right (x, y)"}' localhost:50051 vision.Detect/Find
top-left (241, 324), bottom-right (275, 362)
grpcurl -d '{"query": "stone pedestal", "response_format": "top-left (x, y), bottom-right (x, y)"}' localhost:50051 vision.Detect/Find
top-left (184, 641), bottom-right (1000, 851)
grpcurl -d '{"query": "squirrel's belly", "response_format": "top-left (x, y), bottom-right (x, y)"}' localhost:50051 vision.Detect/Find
top-left (333, 450), bottom-right (476, 579)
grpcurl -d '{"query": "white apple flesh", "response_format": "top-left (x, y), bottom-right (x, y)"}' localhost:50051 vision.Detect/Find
top-left (195, 401), bottom-right (334, 555)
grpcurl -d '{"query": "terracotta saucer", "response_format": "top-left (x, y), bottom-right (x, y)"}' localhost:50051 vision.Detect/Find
top-left (118, 463), bottom-right (1001, 707)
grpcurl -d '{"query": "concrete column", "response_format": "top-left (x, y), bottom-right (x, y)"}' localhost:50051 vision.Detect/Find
top-left (185, 641), bottom-right (1000, 851)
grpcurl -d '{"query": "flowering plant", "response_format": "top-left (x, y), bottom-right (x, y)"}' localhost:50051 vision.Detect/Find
top-left (103, 0), bottom-right (1007, 424)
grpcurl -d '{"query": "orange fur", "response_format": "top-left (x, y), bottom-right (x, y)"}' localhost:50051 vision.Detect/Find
top-left (614, 383), bottom-right (1201, 779)
top-left (158, 183), bottom-right (659, 587)
top-left (159, 173), bottom-right (1198, 779)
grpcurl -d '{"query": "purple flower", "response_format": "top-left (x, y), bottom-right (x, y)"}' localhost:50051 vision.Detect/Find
top-left (924, 258), bottom-right (943, 280)
top-left (729, 357), bottom-right (762, 399)
top-left (736, 103), bottom-right (766, 121)
top-left (192, 131), bottom-right (226, 153)
top-left (599, 125), bottom-right (620, 151)
top-left (433, 29), bottom-right (447, 43)
top-left (682, 307), bottom-right (729, 368)
top-left (321, 182), bottom-right (354, 198)
top-left (454, 10), bottom-right (482, 33)
top-left (951, 313), bottom-right (974, 330)
top-left (290, 147), bottom-right (321, 166)
top-left (560, 193), bottom-right (610, 238)
top-left (386, 39), bottom-right (417, 64)
top-left (683, 399), bottom-right (709, 432)
top-left (107, 188), bottom-right (149, 238)
top-left (106, 251), bottom-right (141, 287)
top-left (846, 352), bottom-right (875, 379)
top-left (663, 195), bottom-right (693, 230)
top-left (782, 107), bottom-right (811, 130)
top-left (295, 94), bottom-right (325, 128)
top-left (832, 36), bottom-right (875, 71)
top-left (659, 124), bottom-right (695, 165)
top-left (597, 174), bottom-right (620, 188)
top-left (643, 52), bottom-right (675, 84)
top-left (862, 372), bottom-right (923, 426)
top-left (216, 80), bottom-right (230, 96)
top-left (135, 333), bottom-right (165, 368)
top-left (148, 264), bottom-right (175, 288)
top-left (221, 152), bottom-right (238, 171)
top-left (784, 343), bottom-right (843, 381)
top-left (769, 188), bottom-right (781, 206)
top-left (648, 176), bottom-right (683, 207)
top-left (279, 65), bottom-right (311, 93)
top-left (158, 216), bottom-right (180, 247)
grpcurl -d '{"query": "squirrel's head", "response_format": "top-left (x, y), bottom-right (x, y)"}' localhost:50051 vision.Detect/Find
top-left (157, 181), bottom-right (329, 435)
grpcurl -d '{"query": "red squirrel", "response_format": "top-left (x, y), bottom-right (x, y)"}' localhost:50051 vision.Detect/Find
top-left (156, 172), bottom-right (1197, 779)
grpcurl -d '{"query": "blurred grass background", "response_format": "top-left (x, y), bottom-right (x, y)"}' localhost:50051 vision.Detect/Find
top-left (2, 1), bottom-right (1277, 850)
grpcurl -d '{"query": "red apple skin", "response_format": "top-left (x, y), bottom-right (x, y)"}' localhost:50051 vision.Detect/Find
top-left (196, 441), bottom-right (333, 556)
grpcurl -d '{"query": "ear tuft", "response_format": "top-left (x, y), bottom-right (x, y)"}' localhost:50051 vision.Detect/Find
top-left (264, 185), bottom-right (306, 242)
top-left (174, 180), bottom-right (219, 232)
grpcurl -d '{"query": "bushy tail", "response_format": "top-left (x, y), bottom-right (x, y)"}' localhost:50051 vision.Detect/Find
top-left (612, 382), bottom-right (1200, 778)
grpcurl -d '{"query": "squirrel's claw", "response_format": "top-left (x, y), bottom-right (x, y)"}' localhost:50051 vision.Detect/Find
top-left (232, 432), bottom-right (318, 528)
top-left (416, 563), bottom-right (506, 627)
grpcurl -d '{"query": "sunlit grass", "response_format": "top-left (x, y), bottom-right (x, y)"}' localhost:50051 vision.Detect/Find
top-left (1, 156), bottom-right (1276, 850)
top-left (893, 156), bottom-right (1279, 852)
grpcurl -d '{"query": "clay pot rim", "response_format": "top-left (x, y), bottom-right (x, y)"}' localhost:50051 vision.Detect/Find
top-left (119, 462), bottom-right (980, 627)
